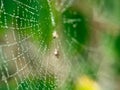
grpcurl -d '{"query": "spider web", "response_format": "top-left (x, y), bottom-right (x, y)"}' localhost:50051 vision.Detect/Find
top-left (0, 0), bottom-right (116, 90)
top-left (0, 0), bottom-right (69, 89)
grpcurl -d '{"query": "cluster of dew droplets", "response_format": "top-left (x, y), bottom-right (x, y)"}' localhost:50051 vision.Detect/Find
top-left (52, 31), bottom-right (59, 58)
top-left (0, 0), bottom-right (55, 90)
top-left (0, 0), bottom-right (76, 89)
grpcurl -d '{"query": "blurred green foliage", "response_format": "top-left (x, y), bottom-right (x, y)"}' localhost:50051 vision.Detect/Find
top-left (62, 7), bottom-right (89, 54)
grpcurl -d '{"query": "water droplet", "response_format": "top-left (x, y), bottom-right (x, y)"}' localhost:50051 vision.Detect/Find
top-left (52, 31), bottom-right (58, 39)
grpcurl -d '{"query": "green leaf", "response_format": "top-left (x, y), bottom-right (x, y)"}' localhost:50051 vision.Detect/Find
top-left (0, 0), bottom-right (53, 49)
top-left (62, 7), bottom-right (89, 54)
top-left (18, 75), bottom-right (57, 90)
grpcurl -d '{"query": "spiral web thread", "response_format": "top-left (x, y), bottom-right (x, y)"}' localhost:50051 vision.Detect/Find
top-left (0, 0), bottom-right (116, 90)
top-left (0, 0), bottom-right (68, 89)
